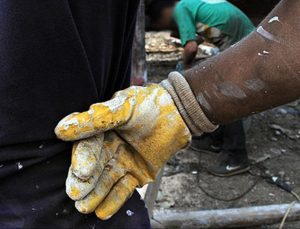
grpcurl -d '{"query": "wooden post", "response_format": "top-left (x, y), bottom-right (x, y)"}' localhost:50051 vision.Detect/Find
top-left (144, 168), bottom-right (164, 219)
top-left (131, 0), bottom-right (147, 86)
top-left (152, 203), bottom-right (300, 228)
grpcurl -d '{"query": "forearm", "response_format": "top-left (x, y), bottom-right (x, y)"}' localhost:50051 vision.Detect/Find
top-left (183, 41), bottom-right (198, 68)
top-left (184, 0), bottom-right (300, 124)
top-left (183, 51), bottom-right (196, 67)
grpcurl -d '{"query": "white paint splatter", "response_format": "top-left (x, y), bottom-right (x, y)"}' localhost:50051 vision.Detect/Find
top-left (63, 118), bottom-right (79, 130)
top-left (268, 16), bottom-right (279, 24)
top-left (102, 96), bottom-right (127, 112)
top-left (256, 26), bottom-right (279, 43)
top-left (126, 210), bottom-right (134, 216)
top-left (129, 97), bottom-right (136, 106)
top-left (17, 162), bottom-right (23, 170)
top-left (158, 93), bottom-right (172, 106)
top-left (87, 109), bottom-right (94, 115)
top-left (258, 50), bottom-right (270, 56)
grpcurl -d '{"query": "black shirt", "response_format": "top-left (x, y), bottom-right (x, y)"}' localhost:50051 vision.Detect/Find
top-left (0, 1), bottom-right (150, 228)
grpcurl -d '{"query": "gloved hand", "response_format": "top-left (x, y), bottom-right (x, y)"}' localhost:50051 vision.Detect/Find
top-left (55, 83), bottom-right (192, 219)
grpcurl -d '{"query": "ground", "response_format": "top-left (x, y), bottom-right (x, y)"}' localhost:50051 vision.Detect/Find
top-left (153, 105), bottom-right (300, 228)
top-left (145, 32), bottom-right (300, 228)
top-left (155, 103), bottom-right (300, 212)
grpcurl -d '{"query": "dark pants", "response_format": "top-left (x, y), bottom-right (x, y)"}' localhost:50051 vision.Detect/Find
top-left (194, 28), bottom-right (248, 164)
top-left (206, 120), bottom-right (248, 163)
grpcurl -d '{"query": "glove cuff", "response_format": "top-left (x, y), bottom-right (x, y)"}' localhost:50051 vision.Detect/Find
top-left (160, 71), bottom-right (218, 135)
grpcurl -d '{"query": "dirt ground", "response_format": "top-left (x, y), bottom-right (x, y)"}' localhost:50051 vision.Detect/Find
top-left (146, 34), bottom-right (300, 227)
top-left (154, 102), bottom-right (300, 211)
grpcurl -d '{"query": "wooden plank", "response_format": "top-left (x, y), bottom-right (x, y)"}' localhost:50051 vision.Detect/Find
top-left (131, 0), bottom-right (147, 86)
top-left (144, 168), bottom-right (164, 219)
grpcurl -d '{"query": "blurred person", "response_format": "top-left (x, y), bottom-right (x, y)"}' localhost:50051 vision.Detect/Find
top-left (148, 0), bottom-right (255, 176)
top-left (148, 0), bottom-right (254, 67)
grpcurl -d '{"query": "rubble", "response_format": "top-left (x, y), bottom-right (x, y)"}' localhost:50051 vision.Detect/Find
top-left (145, 32), bottom-right (215, 62)
top-left (269, 123), bottom-right (299, 140)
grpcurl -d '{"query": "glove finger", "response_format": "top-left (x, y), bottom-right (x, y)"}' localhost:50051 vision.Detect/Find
top-left (95, 174), bottom-right (139, 220)
top-left (75, 160), bottom-right (126, 214)
top-left (71, 134), bottom-right (107, 180)
top-left (66, 166), bottom-right (101, 201)
top-left (70, 132), bottom-right (125, 207)
top-left (54, 94), bottom-right (134, 141)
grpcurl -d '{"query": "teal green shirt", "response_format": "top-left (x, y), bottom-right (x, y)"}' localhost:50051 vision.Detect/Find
top-left (173, 0), bottom-right (255, 45)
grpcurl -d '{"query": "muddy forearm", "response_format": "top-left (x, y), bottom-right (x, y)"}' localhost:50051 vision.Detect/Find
top-left (184, 0), bottom-right (300, 124)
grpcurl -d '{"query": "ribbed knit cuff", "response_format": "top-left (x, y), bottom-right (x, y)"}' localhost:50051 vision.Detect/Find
top-left (160, 80), bottom-right (202, 134)
top-left (160, 72), bottom-right (218, 135)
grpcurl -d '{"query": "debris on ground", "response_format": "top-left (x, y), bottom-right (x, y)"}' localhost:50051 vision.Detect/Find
top-left (146, 31), bottom-right (300, 228)
top-left (146, 32), bottom-right (216, 62)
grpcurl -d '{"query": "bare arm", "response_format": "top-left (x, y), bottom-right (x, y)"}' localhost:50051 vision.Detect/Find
top-left (183, 40), bottom-right (198, 68)
top-left (184, 0), bottom-right (300, 124)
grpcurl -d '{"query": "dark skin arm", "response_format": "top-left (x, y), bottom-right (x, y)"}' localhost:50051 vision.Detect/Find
top-left (183, 40), bottom-right (198, 68)
top-left (184, 0), bottom-right (300, 124)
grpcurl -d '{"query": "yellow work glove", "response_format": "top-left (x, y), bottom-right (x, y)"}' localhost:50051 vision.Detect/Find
top-left (55, 84), bottom-right (191, 220)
